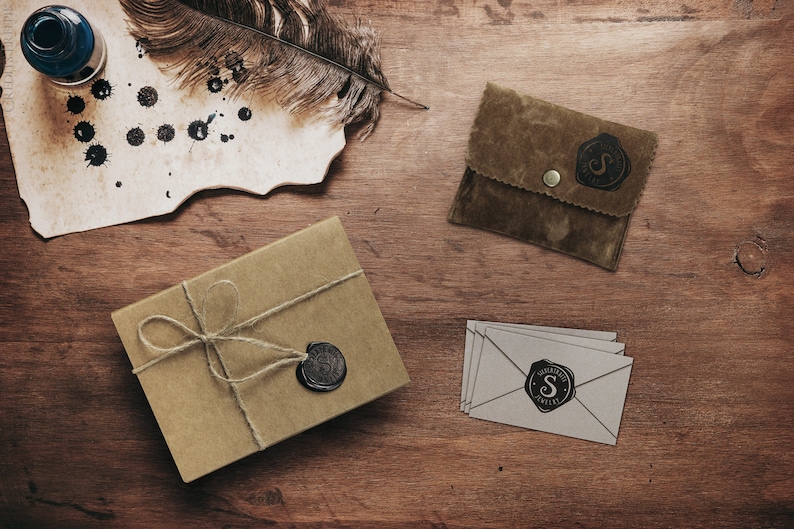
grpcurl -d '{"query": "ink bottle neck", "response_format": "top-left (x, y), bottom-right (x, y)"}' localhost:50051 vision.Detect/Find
top-left (20, 6), bottom-right (106, 86)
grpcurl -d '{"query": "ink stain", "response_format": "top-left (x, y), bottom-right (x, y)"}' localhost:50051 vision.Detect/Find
top-left (207, 77), bottom-right (223, 93)
top-left (66, 95), bottom-right (86, 114)
top-left (115, 181), bottom-right (122, 188)
top-left (220, 134), bottom-right (231, 143)
top-left (206, 113), bottom-right (216, 124)
top-left (198, 60), bottom-right (221, 77)
top-left (135, 40), bottom-right (148, 59)
top-left (157, 124), bottom-right (176, 143)
top-left (225, 51), bottom-right (249, 83)
top-left (84, 144), bottom-right (108, 167)
top-left (126, 127), bottom-right (145, 146)
top-left (73, 121), bottom-right (95, 143)
top-left (238, 107), bottom-right (252, 121)
top-left (79, 66), bottom-right (94, 79)
top-left (166, 190), bottom-right (171, 198)
top-left (91, 79), bottom-right (113, 100)
top-left (337, 76), bottom-right (352, 99)
top-left (187, 119), bottom-right (209, 141)
top-left (137, 86), bottom-right (158, 107)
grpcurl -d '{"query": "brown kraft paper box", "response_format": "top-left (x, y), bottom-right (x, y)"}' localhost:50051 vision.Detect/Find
top-left (112, 217), bottom-right (410, 482)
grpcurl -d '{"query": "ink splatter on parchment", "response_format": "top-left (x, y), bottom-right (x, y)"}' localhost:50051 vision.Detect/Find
top-left (2, 0), bottom-right (345, 238)
top-left (91, 79), bottom-right (113, 100)
top-left (137, 86), bottom-right (158, 107)
top-left (127, 127), bottom-right (145, 146)
top-left (73, 121), bottom-right (95, 143)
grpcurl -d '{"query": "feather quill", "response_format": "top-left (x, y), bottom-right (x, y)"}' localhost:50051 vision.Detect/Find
top-left (119, 0), bottom-right (407, 136)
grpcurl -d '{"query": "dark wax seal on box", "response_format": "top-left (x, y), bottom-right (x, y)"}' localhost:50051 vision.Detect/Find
top-left (576, 132), bottom-right (632, 191)
top-left (525, 359), bottom-right (576, 413)
top-left (297, 342), bottom-right (347, 392)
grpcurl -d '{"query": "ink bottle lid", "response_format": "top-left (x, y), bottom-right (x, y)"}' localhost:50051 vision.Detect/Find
top-left (20, 5), bottom-right (106, 86)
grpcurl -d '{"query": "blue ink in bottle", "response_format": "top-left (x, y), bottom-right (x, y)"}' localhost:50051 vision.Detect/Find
top-left (20, 6), bottom-right (106, 86)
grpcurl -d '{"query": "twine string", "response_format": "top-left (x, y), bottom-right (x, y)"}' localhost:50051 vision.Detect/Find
top-left (133, 269), bottom-right (364, 449)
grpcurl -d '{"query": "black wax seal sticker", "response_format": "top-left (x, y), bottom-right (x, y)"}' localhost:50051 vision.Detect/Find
top-left (575, 132), bottom-right (632, 191)
top-left (525, 359), bottom-right (576, 413)
top-left (296, 342), bottom-right (347, 392)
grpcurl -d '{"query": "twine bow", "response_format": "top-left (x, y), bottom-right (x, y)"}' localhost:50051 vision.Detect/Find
top-left (134, 269), bottom-right (363, 449)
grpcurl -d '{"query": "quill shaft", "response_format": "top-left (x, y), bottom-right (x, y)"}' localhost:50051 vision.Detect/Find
top-left (199, 9), bottom-right (428, 109)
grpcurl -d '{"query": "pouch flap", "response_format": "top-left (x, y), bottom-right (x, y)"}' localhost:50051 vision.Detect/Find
top-left (465, 83), bottom-right (658, 218)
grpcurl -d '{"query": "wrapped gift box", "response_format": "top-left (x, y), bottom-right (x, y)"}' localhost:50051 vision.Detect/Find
top-left (112, 217), bottom-right (409, 482)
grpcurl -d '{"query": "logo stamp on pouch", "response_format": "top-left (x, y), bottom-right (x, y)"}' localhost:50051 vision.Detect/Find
top-left (525, 359), bottom-right (576, 413)
top-left (576, 132), bottom-right (632, 191)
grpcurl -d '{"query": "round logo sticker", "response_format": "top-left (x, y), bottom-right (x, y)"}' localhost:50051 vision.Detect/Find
top-left (524, 359), bottom-right (576, 413)
top-left (575, 132), bottom-right (632, 191)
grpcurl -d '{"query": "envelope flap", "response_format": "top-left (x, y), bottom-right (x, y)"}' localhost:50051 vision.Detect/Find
top-left (469, 335), bottom-right (527, 408)
top-left (465, 83), bottom-right (658, 217)
top-left (486, 328), bottom-right (633, 388)
top-left (576, 364), bottom-right (633, 437)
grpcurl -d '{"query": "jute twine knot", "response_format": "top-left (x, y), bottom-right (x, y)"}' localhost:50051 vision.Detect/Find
top-left (134, 269), bottom-right (363, 449)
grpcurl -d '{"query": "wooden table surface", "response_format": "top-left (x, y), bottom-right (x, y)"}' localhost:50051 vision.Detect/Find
top-left (1, 1), bottom-right (792, 527)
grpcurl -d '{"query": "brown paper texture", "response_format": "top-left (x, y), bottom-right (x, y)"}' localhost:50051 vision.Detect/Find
top-left (0, 1), bottom-right (345, 238)
top-left (112, 217), bottom-right (409, 482)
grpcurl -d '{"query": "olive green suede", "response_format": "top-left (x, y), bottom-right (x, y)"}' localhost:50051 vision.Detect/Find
top-left (448, 83), bottom-right (658, 271)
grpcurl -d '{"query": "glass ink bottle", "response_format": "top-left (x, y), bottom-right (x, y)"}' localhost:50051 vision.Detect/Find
top-left (20, 5), bottom-right (106, 86)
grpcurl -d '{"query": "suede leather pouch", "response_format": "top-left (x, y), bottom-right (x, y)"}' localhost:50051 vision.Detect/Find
top-left (448, 82), bottom-right (658, 270)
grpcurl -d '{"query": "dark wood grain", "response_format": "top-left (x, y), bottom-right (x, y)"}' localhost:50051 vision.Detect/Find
top-left (1, 1), bottom-right (792, 528)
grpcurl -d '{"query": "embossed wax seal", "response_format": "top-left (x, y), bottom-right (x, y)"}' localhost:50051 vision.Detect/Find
top-left (524, 359), bottom-right (576, 413)
top-left (297, 342), bottom-right (347, 392)
top-left (576, 132), bottom-right (632, 191)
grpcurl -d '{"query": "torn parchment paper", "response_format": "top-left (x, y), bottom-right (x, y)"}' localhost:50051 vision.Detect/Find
top-left (0, 0), bottom-right (345, 238)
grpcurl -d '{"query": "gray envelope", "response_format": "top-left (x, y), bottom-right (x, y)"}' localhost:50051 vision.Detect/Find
top-left (462, 321), bottom-right (622, 412)
top-left (469, 328), bottom-right (633, 445)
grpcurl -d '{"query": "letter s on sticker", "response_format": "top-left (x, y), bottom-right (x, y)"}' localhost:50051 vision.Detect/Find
top-left (540, 375), bottom-right (558, 398)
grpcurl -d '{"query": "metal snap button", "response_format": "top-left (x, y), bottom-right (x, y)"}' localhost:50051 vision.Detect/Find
top-left (543, 170), bottom-right (561, 188)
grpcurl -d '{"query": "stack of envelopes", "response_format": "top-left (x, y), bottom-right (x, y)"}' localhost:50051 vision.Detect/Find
top-left (461, 321), bottom-right (633, 445)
